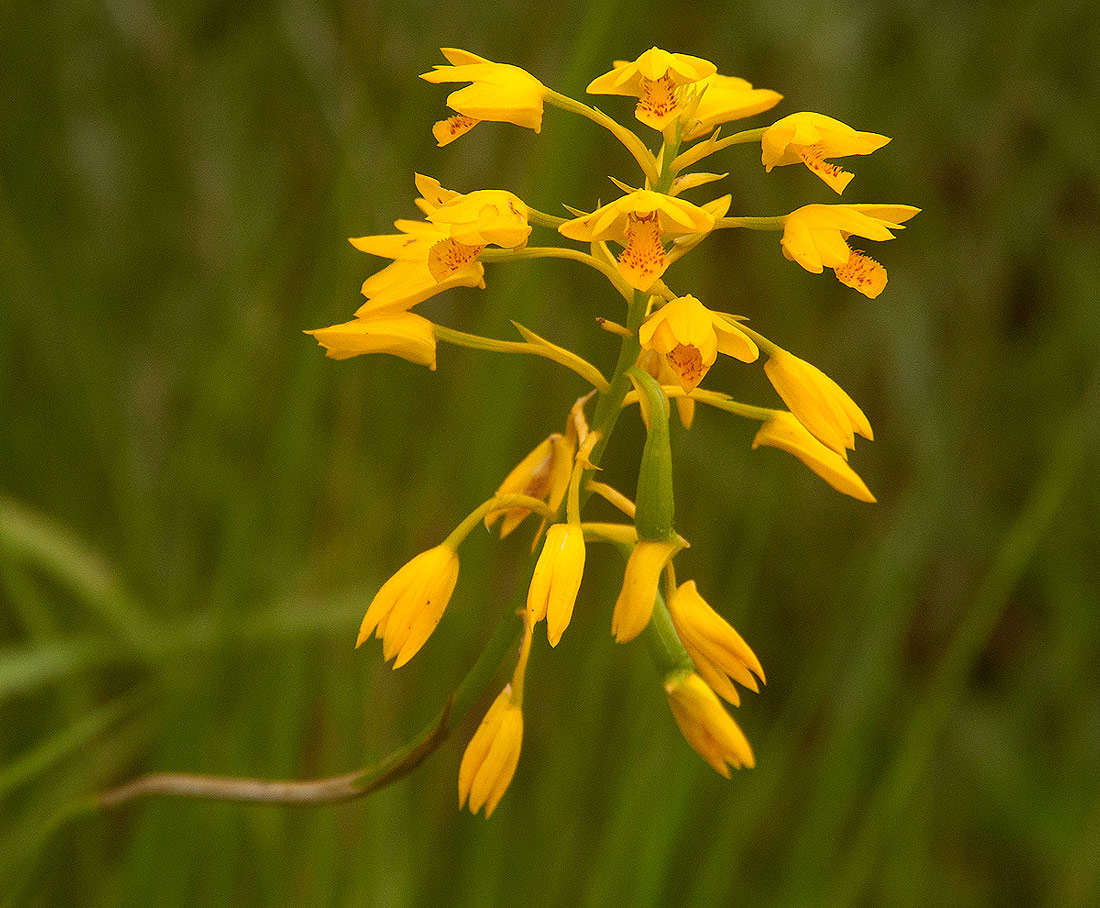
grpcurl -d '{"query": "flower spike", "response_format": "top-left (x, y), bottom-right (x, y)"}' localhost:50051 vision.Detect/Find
top-left (295, 47), bottom-right (918, 820)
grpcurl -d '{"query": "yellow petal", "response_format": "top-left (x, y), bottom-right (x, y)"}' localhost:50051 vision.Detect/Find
top-left (527, 524), bottom-right (586, 646)
top-left (752, 412), bottom-right (875, 502)
top-left (833, 249), bottom-right (888, 299)
top-left (304, 312), bottom-right (437, 369)
top-left (668, 580), bottom-right (765, 707)
top-left (680, 74), bottom-right (782, 141)
top-left (764, 350), bottom-right (872, 455)
top-left (665, 672), bottom-right (754, 776)
top-left (432, 115), bottom-right (480, 146)
top-left (355, 545), bottom-right (460, 663)
top-left (611, 539), bottom-right (680, 643)
top-left (459, 687), bottom-right (523, 817)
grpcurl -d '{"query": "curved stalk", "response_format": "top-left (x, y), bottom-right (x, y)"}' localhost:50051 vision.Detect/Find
top-left (98, 606), bottom-right (523, 808)
top-left (716, 215), bottom-right (787, 231)
top-left (526, 207), bottom-right (568, 229)
top-left (435, 324), bottom-right (609, 392)
top-left (622, 386), bottom-right (778, 423)
top-left (480, 245), bottom-right (630, 298)
top-left (671, 126), bottom-right (766, 173)
top-left (545, 91), bottom-right (658, 182)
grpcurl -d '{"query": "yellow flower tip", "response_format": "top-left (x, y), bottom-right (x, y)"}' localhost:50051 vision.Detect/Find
top-left (305, 312), bottom-right (438, 369)
top-left (638, 296), bottom-right (758, 392)
top-left (752, 412), bottom-right (876, 502)
top-left (432, 114), bottom-right (480, 146)
top-left (763, 350), bottom-right (872, 456)
top-left (611, 539), bottom-right (681, 643)
top-left (680, 74), bottom-right (783, 141)
top-left (665, 672), bottom-right (755, 776)
top-left (587, 48), bottom-right (716, 130)
top-left (355, 545), bottom-right (460, 666)
top-left (668, 580), bottom-right (765, 706)
top-left (458, 685), bottom-right (523, 817)
top-left (761, 113), bottom-right (890, 193)
top-left (834, 249), bottom-right (887, 299)
top-left (526, 524), bottom-right (586, 647)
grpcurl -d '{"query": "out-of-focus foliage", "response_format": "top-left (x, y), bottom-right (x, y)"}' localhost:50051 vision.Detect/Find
top-left (2, 0), bottom-right (1099, 905)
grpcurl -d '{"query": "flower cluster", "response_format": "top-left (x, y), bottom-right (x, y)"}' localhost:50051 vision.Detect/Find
top-left (308, 47), bottom-right (917, 816)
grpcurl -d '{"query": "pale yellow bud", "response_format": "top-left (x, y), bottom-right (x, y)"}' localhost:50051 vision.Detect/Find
top-left (355, 544), bottom-right (460, 668)
top-left (665, 672), bottom-right (754, 777)
top-left (526, 524), bottom-right (586, 646)
top-left (458, 685), bottom-right (524, 817)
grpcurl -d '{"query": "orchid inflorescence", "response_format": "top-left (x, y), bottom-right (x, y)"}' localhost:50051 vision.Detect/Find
top-left (308, 47), bottom-right (918, 818)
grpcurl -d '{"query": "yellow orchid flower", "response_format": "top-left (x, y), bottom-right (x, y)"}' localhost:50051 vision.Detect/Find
top-left (752, 411), bottom-right (876, 502)
top-left (458, 684), bottom-right (524, 817)
top-left (780, 203), bottom-right (920, 299)
top-left (303, 311), bottom-right (437, 368)
top-left (526, 523), bottom-right (586, 647)
top-left (763, 348), bottom-right (872, 456)
top-left (680, 74), bottom-right (783, 141)
top-left (414, 175), bottom-right (532, 249)
top-left (668, 581), bottom-right (765, 706)
top-left (664, 672), bottom-right (754, 776)
top-left (559, 190), bottom-right (716, 291)
top-left (352, 239), bottom-right (486, 316)
top-left (485, 432), bottom-right (575, 539)
top-left (355, 544), bottom-right (461, 668)
top-left (421, 48), bottom-right (548, 146)
top-left (350, 177), bottom-right (533, 314)
top-left (761, 112), bottom-right (891, 194)
top-left (638, 295), bottom-right (759, 392)
top-left (587, 47), bottom-right (716, 130)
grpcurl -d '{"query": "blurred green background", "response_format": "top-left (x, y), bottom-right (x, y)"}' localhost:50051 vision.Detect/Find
top-left (3, 0), bottom-right (1099, 904)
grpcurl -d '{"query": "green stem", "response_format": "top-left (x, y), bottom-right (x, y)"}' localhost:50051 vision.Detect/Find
top-left (545, 91), bottom-right (658, 182)
top-left (671, 126), bottom-right (766, 173)
top-left (717, 216), bottom-right (787, 231)
top-left (526, 207), bottom-right (567, 229)
top-left (434, 324), bottom-right (609, 392)
top-left (97, 607), bottom-right (523, 807)
top-left (621, 385), bottom-right (778, 423)
top-left (480, 245), bottom-right (628, 294)
top-left (626, 366), bottom-right (675, 541)
top-left (587, 290), bottom-right (649, 471)
top-left (644, 587), bottom-right (694, 678)
top-left (445, 494), bottom-right (555, 549)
